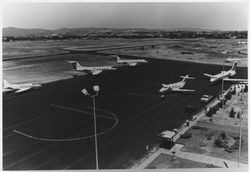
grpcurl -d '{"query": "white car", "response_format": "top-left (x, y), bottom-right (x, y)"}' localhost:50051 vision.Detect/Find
top-left (200, 94), bottom-right (212, 103)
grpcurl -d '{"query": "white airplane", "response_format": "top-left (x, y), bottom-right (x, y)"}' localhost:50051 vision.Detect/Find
top-left (68, 61), bottom-right (116, 75)
top-left (221, 50), bottom-right (228, 54)
top-left (237, 40), bottom-right (247, 45)
top-left (116, 55), bottom-right (148, 66)
top-left (226, 58), bottom-right (241, 63)
top-left (3, 80), bottom-right (41, 93)
top-left (203, 62), bottom-right (243, 83)
top-left (159, 75), bottom-right (195, 96)
top-left (221, 50), bottom-right (232, 54)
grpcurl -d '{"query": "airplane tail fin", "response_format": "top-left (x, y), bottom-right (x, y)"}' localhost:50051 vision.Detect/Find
top-left (68, 61), bottom-right (83, 70)
top-left (180, 75), bottom-right (195, 81)
top-left (231, 62), bottom-right (237, 71)
top-left (3, 79), bottom-right (10, 88)
top-left (116, 55), bottom-right (121, 61)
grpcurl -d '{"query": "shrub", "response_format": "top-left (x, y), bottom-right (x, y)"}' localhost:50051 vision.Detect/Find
top-left (207, 136), bottom-right (212, 140)
top-left (220, 131), bottom-right (227, 140)
top-left (244, 85), bottom-right (248, 92)
top-left (218, 101), bottom-right (223, 108)
top-left (225, 148), bottom-right (233, 153)
top-left (237, 112), bottom-right (241, 119)
top-left (229, 107), bottom-right (236, 118)
top-left (206, 164), bottom-right (217, 168)
top-left (180, 132), bottom-right (192, 139)
top-left (225, 91), bottom-right (232, 100)
top-left (214, 131), bottom-right (229, 148)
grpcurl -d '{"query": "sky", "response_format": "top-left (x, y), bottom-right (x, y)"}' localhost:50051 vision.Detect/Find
top-left (2, 2), bottom-right (248, 30)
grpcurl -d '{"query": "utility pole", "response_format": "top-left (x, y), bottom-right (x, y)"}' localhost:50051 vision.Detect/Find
top-left (82, 86), bottom-right (100, 170)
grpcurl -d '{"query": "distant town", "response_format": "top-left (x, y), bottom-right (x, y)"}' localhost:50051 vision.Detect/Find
top-left (2, 27), bottom-right (247, 42)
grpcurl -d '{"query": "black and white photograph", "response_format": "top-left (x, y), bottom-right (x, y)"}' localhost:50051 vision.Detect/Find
top-left (2, 1), bottom-right (248, 170)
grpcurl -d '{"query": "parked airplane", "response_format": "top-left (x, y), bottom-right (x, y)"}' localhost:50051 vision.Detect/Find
top-left (116, 55), bottom-right (148, 66)
top-left (68, 61), bottom-right (116, 75)
top-left (226, 58), bottom-right (241, 63)
top-left (159, 75), bottom-right (195, 96)
top-left (203, 62), bottom-right (243, 83)
top-left (3, 80), bottom-right (41, 93)
top-left (221, 50), bottom-right (232, 54)
top-left (237, 40), bottom-right (247, 45)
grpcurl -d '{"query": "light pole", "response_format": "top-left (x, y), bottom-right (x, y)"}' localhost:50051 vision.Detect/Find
top-left (238, 91), bottom-right (245, 168)
top-left (221, 62), bottom-right (225, 109)
top-left (82, 85), bottom-right (100, 170)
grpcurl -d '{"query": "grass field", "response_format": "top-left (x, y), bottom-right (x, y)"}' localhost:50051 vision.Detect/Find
top-left (100, 39), bottom-right (248, 67)
top-left (146, 153), bottom-right (219, 168)
top-left (177, 92), bottom-right (248, 163)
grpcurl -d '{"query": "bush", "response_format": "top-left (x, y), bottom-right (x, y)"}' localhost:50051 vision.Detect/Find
top-left (225, 91), bottom-right (232, 100)
top-left (229, 107), bottom-right (236, 118)
top-left (220, 131), bottom-right (227, 140)
top-left (225, 148), bottom-right (233, 153)
top-left (206, 164), bottom-right (217, 168)
top-left (237, 112), bottom-right (241, 119)
top-left (218, 101), bottom-right (223, 108)
top-left (180, 132), bottom-right (192, 139)
top-left (192, 126), bottom-right (202, 129)
top-left (207, 136), bottom-right (212, 140)
top-left (214, 131), bottom-right (228, 148)
top-left (214, 137), bottom-right (228, 148)
top-left (244, 85), bottom-right (248, 92)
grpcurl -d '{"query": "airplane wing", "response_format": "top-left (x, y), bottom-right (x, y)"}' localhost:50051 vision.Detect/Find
top-left (15, 87), bottom-right (32, 93)
top-left (172, 88), bottom-right (195, 92)
top-left (223, 78), bottom-right (248, 83)
top-left (92, 70), bottom-right (102, 75)
top-left (203, 73), bottom-right (215, 78)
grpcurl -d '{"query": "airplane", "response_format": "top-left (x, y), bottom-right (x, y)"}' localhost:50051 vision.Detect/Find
top-left (221, 50), bottom-right (232, 55)
top-left (116, 55), bottom-right (148, 66)
top-left (68, 61), bottom-right (116, 75)
top-left (203, 62), bottom-right (246, 83)
top-left (159, 75), bottom-right (195, 96)
top-left (3, 79), bottom-right (41, 93)
top-left (236, 40), bottom-right (247, 45)
top-left (221, 50), bottom-right (228, 54)
top-left (225, 58), bottom-right (241, 63)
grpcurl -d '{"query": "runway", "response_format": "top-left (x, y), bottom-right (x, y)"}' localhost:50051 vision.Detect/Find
top-left (3, 57), bottom-right (247, 169)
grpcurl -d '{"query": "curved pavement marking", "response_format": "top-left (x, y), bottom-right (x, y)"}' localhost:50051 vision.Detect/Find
top-left (13, 107), bottom-right (118, 142)
top-left (50, 104), bottom-right (115, 120)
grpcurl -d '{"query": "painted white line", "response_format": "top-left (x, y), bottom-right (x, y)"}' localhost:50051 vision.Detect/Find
top-left (13, 107), bottom-right (119, 142)
top-left (50, 104), bottom-right (115, 120)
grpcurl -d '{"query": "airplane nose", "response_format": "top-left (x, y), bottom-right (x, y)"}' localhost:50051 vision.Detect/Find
top-left (159, 88), bottom-right (164, 93)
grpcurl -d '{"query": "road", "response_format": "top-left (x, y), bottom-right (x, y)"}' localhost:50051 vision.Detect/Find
top-left (3, 57), bottom-right (247, 170)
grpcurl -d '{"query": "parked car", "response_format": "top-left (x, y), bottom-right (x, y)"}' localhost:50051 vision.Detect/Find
top-left (200, 94), bottom-right (212, 103)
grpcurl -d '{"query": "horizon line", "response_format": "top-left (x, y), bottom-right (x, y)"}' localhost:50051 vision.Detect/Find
top-left (3, 26), bottom-right (248, 32)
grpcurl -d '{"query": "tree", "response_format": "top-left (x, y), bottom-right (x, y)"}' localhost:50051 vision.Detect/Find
top-left (220, 131), bottom-right (227, 140)
top-left (229, 107), bottom-right (236, 118)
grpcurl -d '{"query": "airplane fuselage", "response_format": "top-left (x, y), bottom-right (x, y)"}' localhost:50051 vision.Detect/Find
top-left (77, 66), bottom-right (116, 71)
top-left (117, 59), bottom-right (147, 64)
top-left (159, 81), bottom-right (186, 93)
top-left (3, 83), bottom-right (41, 93)
top-left (210, 70), bottom-right (236, 82)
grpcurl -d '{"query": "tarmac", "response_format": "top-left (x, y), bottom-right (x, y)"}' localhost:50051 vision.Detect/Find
top-left (3, 57), bottom-right (247, 169)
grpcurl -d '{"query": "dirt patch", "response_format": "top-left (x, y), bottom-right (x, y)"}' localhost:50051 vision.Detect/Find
top-left (177, 93), bottom-right (248, 163)
top-left (146, 153), bottom-right (219, 169)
